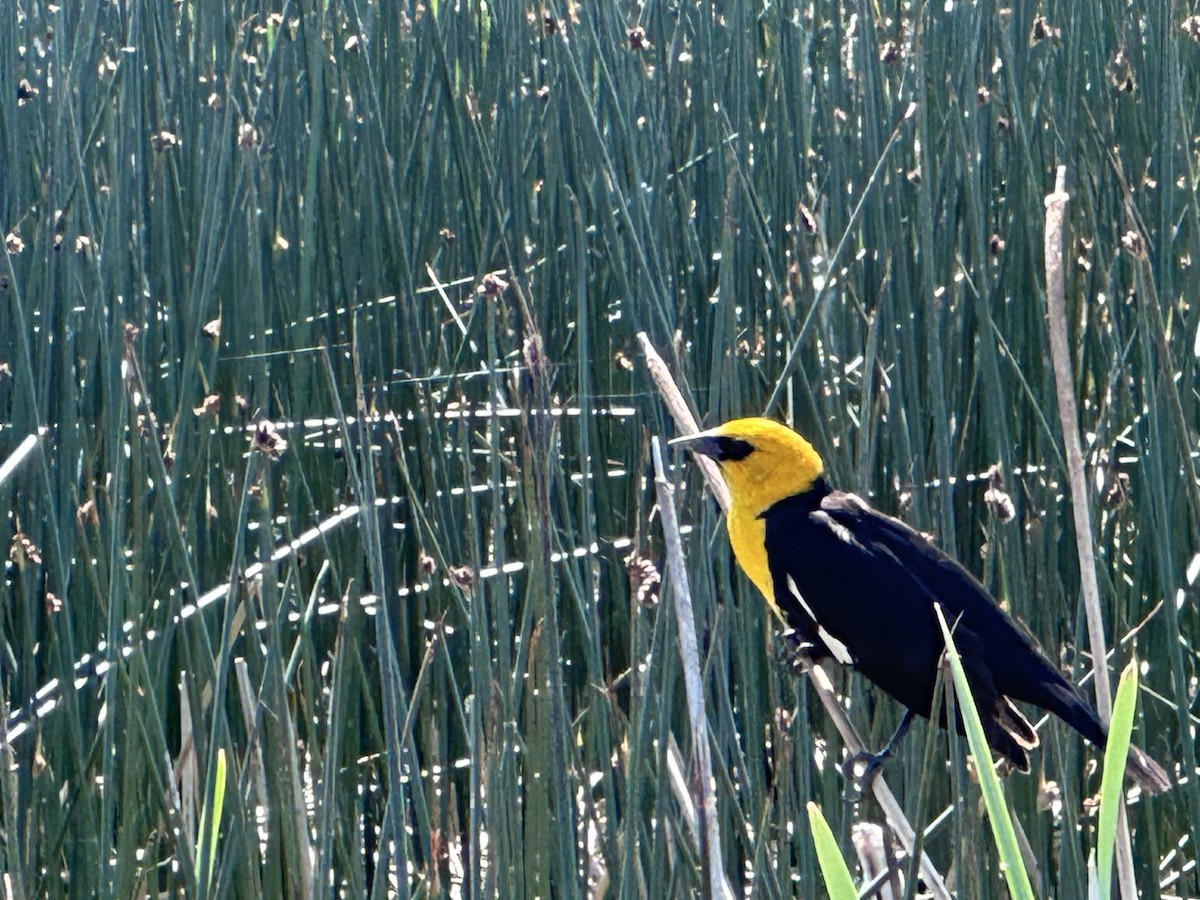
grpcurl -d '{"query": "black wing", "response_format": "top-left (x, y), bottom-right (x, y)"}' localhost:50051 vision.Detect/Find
top-left (763, 482), bottom-right (1105, 758)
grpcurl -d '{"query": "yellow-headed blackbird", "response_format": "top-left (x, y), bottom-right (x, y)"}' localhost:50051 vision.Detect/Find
top-left (674, 417), bottom-right (1170, 793)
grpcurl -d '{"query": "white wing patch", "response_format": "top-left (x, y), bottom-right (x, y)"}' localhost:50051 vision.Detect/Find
top-left (786, 574), bottom-right (854, 666)
top-left (812, 510), bottom-right (861, 547)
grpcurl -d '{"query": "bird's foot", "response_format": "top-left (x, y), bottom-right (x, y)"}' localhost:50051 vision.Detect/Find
top-left (840, 710), bottom-right (915, 792)
top-left (841, 749), bottom-right (890, 792)
top-left (772, 630), bottom-right (821, 676)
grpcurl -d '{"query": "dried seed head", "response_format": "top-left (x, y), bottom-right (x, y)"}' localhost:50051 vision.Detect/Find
top-left (1030, 14), bottom-right (1059, 44)
top-left (1121, 230), bottom-right (1145, 258)
top-left (626, 554), bottom-right (661, 607)
top-left (253, 420), bottom-right (288, 459)
top-left (523, 333), bottom-right (545, 379)
top-left (1037, 778), bottom-right (1062, 816)
top-left (477, 271), bottom-right (510, 296)
top-left (76, 499), bottom-right (99, 529)
top-left (238, 122), bottom-right (259, 149)
top-left (193, 394), bottom-right (221, 418)
top-left (9, 532), bottom-right (42, 568)
top-left (123, 322), bottom-right (141, 356)
top-left (796, 202), bottom-right (817, 233)
top-left (1103, 470), bottom-right (1131, 510)
top-left (984, 484), bottom-right (1016, 523)
top-left (151, 130), bottom-right (179, 151)
top-left (450, 565), bottom-right (474, 588)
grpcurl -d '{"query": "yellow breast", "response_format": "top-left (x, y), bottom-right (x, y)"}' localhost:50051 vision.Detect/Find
top-left (727, 506), bottom-right (785, 623)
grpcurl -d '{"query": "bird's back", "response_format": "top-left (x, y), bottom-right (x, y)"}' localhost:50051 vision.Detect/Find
top-left (761, 482), bottom-right (1102, 749)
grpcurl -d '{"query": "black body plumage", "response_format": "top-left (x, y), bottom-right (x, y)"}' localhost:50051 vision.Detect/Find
top-left (764, 478), bottom-right (1133, 777)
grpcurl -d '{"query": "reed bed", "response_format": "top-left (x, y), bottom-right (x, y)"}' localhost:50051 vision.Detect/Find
top-left (1, 1), bottom-right (1198, 896)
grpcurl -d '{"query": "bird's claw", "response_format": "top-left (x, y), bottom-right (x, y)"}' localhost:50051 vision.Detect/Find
top-left (841, 709), bottom-right (913, 792)
top-left (773, 630), bottom-right (820, 675)
top-left (841, 750), bottom-right (887, 792)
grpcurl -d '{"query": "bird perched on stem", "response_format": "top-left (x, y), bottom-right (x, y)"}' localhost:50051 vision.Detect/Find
top-left (673, 417), bottom-right (1170, 794)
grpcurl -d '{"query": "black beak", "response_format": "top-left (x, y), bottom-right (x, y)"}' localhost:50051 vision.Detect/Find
top-left (670, 431), bottom-right (754, 462)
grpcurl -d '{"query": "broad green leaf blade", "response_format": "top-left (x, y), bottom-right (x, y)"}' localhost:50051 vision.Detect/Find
top-left (1095, 661), bottom-right (1139, 899)
top-left (197, 747), bottom-right (227, 895)
top-left (806, 802), bottom-right (859, 900)
top-left (934, 605), bottom-right (1036, 900)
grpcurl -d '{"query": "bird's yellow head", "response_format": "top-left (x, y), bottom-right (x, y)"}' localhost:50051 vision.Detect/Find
top-left (673, 417), bottom-right (825, 515)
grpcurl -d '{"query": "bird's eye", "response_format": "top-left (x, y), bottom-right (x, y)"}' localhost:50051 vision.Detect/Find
top-left (712, 436), bottom-right (754, 461)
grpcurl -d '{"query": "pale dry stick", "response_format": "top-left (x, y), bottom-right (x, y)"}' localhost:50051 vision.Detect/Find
top-left (638, 332), bottom-right (951, 900)
top-left (852, 823), bottom-right (898, 900)
top-left (0, 432), bottom-right (40, 489)
top-left (1044, 166), bottom-right (1137, 899)
top-left (1043, 169), bottom-right (1113, 732)
top-left (805, 663), bottom-right (951, 900)
top-left (653, 437), bottom-right (735, 900)
top-left (639, 337), bottom-right (729, 511)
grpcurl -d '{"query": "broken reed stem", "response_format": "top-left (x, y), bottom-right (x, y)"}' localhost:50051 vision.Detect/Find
top-left (652, 436), bottom-right (734, 900)
top-left (638, 331), bottom-right (951, 900)
top-left (637, 333), bottom-right (730, 510)
top-left (1043, 166), bottom-right (1137, 900)
top-left (1043, 166), bottom-right (1113, 723)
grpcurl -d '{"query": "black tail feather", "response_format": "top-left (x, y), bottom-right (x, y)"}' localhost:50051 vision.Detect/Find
top-left (1125, 744), bottom-right (1172, 795)
top-left (1008, 683), bottom-right (1173, 794)
top-left (983, 713), bottom-right (1033, 773)
top-left (996, 698), bottom-right (1039, 750)
top-left (1036, 683), bottom-right (1172, 794)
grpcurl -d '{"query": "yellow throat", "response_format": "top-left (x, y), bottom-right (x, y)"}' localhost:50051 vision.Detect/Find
top-left (680, 418), bottom-right (825, 618)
